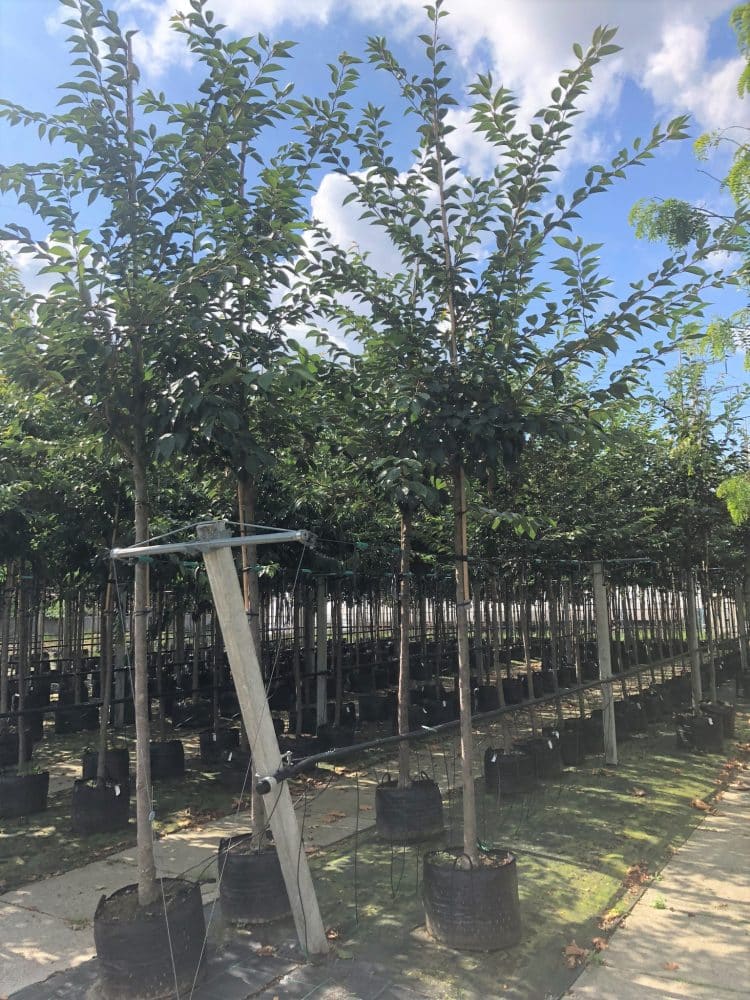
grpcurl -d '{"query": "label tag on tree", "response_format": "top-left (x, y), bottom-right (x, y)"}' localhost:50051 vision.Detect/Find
top-left (213, 733), bottom-right (217, 742)
top-left (114, 784), bottom-right (121, 796)
top-left (491, 753), bottom-right (497, 763)
top-left (547, 739), bottom-right (554, 750)
top-left (228, 752), bottom-right (233, 761)
top-left (707, 717), bottom-right (714, 726)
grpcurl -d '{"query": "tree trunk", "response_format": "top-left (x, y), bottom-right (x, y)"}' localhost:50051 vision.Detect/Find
top-left (452, 463), bottom-right (478, 866)
top-left (17, 567), bottom-right (29, 769)
top-left (132, 441), bottom-right (157, 906)
top-left (97, 574), bottom-right (115, 785)
top-left (397, 508), bottom-right (412, 787)
top-left (0, 562), bottom-right (15, 727)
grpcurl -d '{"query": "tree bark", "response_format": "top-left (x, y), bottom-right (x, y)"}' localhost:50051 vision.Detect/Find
top-left (452, 463), bottom-right (478, 866)
top-left (397, 508), bottom-right (412, 787)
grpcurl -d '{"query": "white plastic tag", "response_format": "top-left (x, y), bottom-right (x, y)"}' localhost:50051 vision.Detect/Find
top-left (491, 753), bottom-right (497, 763)
top-left (114, 784), bottom-right (121, 797)
top-left (228, 751), bottom-right (233, 760)
top-left (553, 730), bottom-right (559, 739)
top-left (547, 739), bottom-right (554, 750)
top-left (212, 733), bottom-right (217, 742)
top-left (636, 702), bottom-right (641, 710)
top-left (707, 717), bottom-right (714, 726)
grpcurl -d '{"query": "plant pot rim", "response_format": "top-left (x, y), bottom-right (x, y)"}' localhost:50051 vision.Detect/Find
top-left (424, 845), bottom-right (516, 870)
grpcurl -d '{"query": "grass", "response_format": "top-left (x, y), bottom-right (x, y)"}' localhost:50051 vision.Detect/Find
top-left (1, 685), bottom-right (747, 998)
top-left (304, 699), bottom-right (749, 1000)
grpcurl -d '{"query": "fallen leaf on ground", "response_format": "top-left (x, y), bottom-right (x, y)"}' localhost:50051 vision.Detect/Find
top-left (734, 783), bottom-right (750, 792)
top-left (326, 927), bottom-right (340, 940)
top-left (322, 811), bottom-right (347, 824)
top-left (598, 912), bottom-right (623, 933)
top-left (624, 862), bottom-right (651, 892)
top-left (691, 798), bottom-right (716, 813)
top-left (359, 804), bottom-right (373, 811)
top-left (563, 941), bottom-right (589, 968)
top-left (663, 961), bottom-right (679, 971)
top-left (257, 945), bottom-right (276, 956)
top-left (631, 787), bottom-right (647, 798)
top-left (591, 937), bottom-right (608, 951)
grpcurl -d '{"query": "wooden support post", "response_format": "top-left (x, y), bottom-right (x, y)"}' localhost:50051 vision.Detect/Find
top-left (592, 561), bottom-right (617, 766)
top-left (315, 576), bottom-right (328, 728)
top-left (198, 522), bottom-right (328, 957)
top-left (685, 573), bottom-right (703, 710)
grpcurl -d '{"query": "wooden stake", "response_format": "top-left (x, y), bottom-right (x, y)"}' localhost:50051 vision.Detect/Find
top-left (592, 561), bottom-right (617, 766)
top-left (198, 522), bottom-right (328, 957)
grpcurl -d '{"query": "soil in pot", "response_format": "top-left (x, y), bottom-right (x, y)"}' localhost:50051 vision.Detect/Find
top-left (82, 747), bottom-right (130, 784)
top-left (0, 770), bottom-right (49, 819)
top-left (217, 834), bottom-right (291, 924)
top-left (484, 748), bottom-right (535, 796)
top-left (149, 739), bottom-right (185, 781)
top-left (72, 778), bottom-right (130, 836)
top-left (423, 847), bottom-right (522, 951)
top-left (94, 877), bottom-right (206, 999)
top-left (0, 728), bottom-right (33, 767)
top-left (375, 774), bottom-right (444, 843)
top-left (199, 727), bottom-right (240, 765)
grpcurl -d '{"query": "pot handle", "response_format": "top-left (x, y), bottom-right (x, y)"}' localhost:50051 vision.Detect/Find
top-left (419, 770), bottom-right (434, 783)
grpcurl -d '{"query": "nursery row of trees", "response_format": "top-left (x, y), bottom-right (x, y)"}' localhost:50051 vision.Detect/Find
top-left (0, 0), bottom-right (747, 924)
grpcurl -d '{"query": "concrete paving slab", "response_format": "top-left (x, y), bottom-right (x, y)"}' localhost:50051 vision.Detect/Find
top-left (567, 965), bottom-right (747, 999)
top-left (0, 903), bottom-right (94, 995)
top-left (0, 858), bottom-right (136, 922)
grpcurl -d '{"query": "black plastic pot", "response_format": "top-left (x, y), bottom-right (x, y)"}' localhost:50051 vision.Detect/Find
top-left (543, 723), bottom-right (581, 767)
top-left (423, 847), bottom-right (522, 951)
top-left (0, 770), bottom-right (49, 819)
top-left (94, 878), bottom-right (206, 999)
top-left (55, 704), bottom-right (85, 735)
top-left (82, 748), bottom-right (130, 784)
top-left (217, 835), bottom-right (291, 924)
top-left (149, 739), bottom-right (185, 780)
top-left (288, 705), bottom-right (318, 734)
top-left (625, 698), bottom-right (647, 734)
top-left (199, 728), bottom-right (240, 765)
top-left (72, 778), bottom-right (130, 836)
top-left (580, 715), bottom-right (603, 755)
top-left (642, 690), bottom-right (665, 723)
top-left (358, 692), bottom-right (389, 722)
top-left (475, 685), bottom-right (500, 713)
top-left (700, 701), bottom-right (736, 738)
top-left (375, 774), bottom-right (444, 843)
top-left (0, 728), bottom-right (33, 767)
top-left (483, 748), bottom-right (535, 796)
top-left (171, 699), bottom-right (212, 729)
top-left (522, 736), bottom-right (563, 780)
top-left (675, 713), bottom-right (724, 752)
top-left (501, 677), bottom-right (524, 705)
top-left (316, 724), bottom-right (356, 751)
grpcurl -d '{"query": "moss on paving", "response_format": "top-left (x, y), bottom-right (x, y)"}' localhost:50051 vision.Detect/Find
top-left (308, 703), bottom-right (749, 1000)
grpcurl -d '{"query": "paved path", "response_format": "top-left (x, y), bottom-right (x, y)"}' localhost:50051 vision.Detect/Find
top-left (0, 768), bottom-right (384, 996)
top-left (567, 776), bottom-right (750, 1000)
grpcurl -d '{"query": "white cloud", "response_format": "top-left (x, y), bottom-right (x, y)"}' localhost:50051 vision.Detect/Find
top-left (1, 240), bottom-right (56, 296)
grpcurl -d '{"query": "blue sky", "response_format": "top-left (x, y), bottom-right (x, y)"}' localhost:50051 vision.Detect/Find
top-left (0, 0), bottom-right (747, 407)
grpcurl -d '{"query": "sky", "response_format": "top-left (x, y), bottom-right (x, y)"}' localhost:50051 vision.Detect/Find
top-left (0, 0), bottom-right (747, 409)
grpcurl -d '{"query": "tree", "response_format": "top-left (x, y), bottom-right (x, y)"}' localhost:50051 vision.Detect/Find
top-left (297, 1), bottom-right (727, 865)
top-left (0, 0), bottom-right (298, 906)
